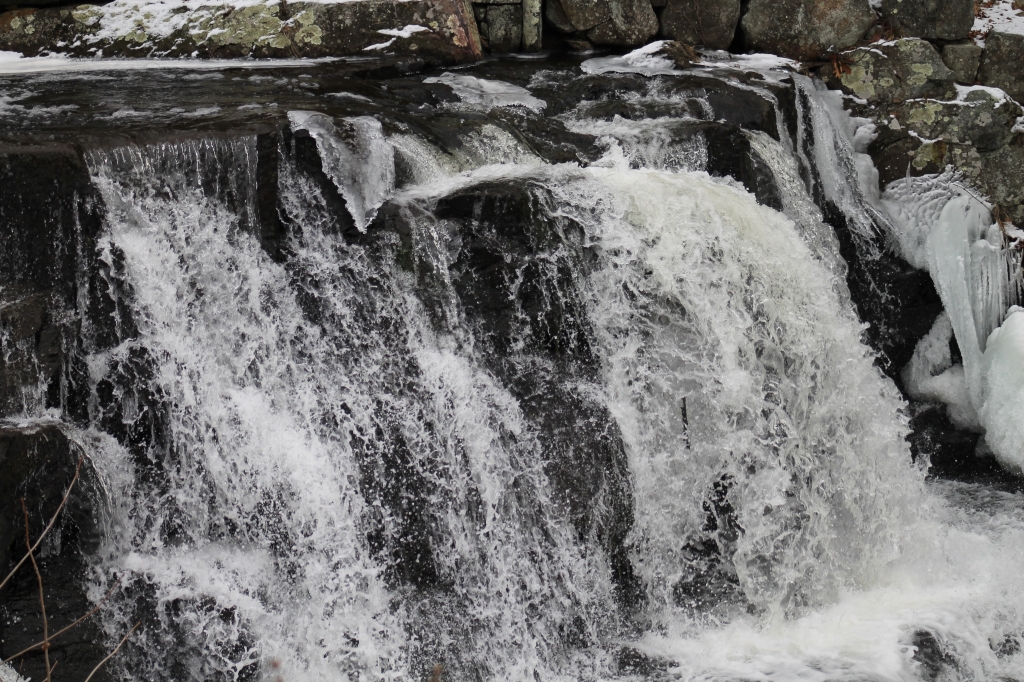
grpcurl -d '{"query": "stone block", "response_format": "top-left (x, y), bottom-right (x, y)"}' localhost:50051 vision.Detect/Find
top-left (484, 2), bottom-right (522, 51)
top-left (585, 0), bottom-right (658, 46)
top-left (741, 0), bottom-right (875, 60)
top-left (660, 0), bottom-right (740, 50)
top-left (942, 41), bottom-right (983, 84)
top-left (821, 38), bottom-right (956, 104)
top-left (978, 30), bottom-right (1024, 102)
top-left (881, 0), bottom-right (975, 41)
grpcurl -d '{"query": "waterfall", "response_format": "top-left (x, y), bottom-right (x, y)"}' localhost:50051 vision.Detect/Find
top-left (4, 54), bottom-right (1024, 682)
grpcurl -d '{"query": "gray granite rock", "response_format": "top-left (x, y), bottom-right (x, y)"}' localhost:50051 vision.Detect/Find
top-left (660, 0), bottom-right (740, 50)
top-left (942, 42), bottom-right (983, 84)
top-left (821, 38), bottom-right (956, 104)
top-left (741, 0), bottom-right (875, 60)
top-left (881, 0), bottom-right (975, 41)
top-left (978, 30), bottom-right (1024, 102)
top-left (556, 0), bottom-right (609, 31)
top-left (585, 0), bottom-right (659, 46)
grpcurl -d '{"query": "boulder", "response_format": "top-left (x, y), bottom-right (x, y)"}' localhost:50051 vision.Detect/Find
top-left (941, 42), bottom-right (983, 84)
top-left (822, 38), bottom-right (956, 104)
top-left (0, 0), bottom-right (482, 62)
top-left (584, 0), bottom-right (658, 46)
top-left (880, 0), bottom-right (975, 41)
top-left (741, 0), bottom-right (875, 60)
top-left (660, 0), bottom-right (741, 50)
top-left (978, 31), bottom-right (1024, 102)
top-left (555, 0), bottom-right (610, 31)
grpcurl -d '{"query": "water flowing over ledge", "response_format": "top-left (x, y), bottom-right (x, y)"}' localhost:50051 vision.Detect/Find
top-left (0, 51), bottom-right (1023, 682)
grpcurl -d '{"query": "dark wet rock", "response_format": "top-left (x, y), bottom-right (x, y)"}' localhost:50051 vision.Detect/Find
top-left (0, 145), bottom-right (104, 420)
top-left (740, 0), bottom-right (875, 60)
top-left (0, 0), bottom-right (482, 62)
top-left (407, 180), bottom-right (643, 606)
top-left (941, 41), bottom-right (983, 85)
top-left (880, 0), bottom-right (974, 41)
top-left (821, 38), bottom-right (956, 104)
top-left (978, 30), bottom-right (1024, 102)
top-left (0, 422), bottom-right (109, 682)
top-left (911, 630), bottom-right (960, 681)
top-left (659, 0), bottom-right (741, 50)
top-left (615, 647), bottom-right (671, 676)
top-left (584, 0), bottom-right (659, 46)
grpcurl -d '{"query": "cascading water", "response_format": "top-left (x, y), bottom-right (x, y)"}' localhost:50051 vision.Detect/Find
top-left (3, 50), bottom-right (1024, 682)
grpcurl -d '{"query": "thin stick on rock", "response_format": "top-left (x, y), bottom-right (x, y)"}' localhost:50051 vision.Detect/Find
top-left (0, 456), bottom-right (83, 594)
top-left (22, 499), bottom-right (52, 682)
top-left (3, 579), bottom-right (121, 664)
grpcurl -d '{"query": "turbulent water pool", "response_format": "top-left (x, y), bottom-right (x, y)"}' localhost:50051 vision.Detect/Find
top-left (1, 50), bottom-right (1023, 682)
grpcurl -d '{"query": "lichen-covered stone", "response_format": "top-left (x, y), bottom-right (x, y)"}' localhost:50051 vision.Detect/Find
top-left (741, 0), bottom-right (874, 60)
top-left (585, 0), bottom-right (658, 46)
top-left (0, 0), bottom-right (482, 62)
top-left (978, 30), bottom-right (1024, 102)
top-left (899, 90), bottom-right (1022, 151)
top-left (941, 41), bottom-right (983, 85)
top-left (483, 2), bottom-right (522, 51)
top-left (660, 0), bottom-right (740, 50)
top-left (881, 0), bottom-right (974, 41)
top-left (822, 38), bottom-right (956, 104)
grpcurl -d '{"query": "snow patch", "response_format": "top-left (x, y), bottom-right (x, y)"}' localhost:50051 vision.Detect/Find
top-left (973, 0), bottom-right (1024, 45)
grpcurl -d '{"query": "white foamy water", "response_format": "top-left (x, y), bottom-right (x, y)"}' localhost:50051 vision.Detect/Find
top-left (13, 60), bottom-right (1020, 682)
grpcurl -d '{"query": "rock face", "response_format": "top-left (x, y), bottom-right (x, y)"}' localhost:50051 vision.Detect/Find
top-left (546, 0), bottom-right (657, 46)
top-left (942, 42), bottom-right (983, 84)
top-left (741, 0), bottom-right (875, 60)
top-left (880, 0), bottom-right (975, 41)
top-left (978, 31), bottom-right (1024, 102)
top-left (584, 0), bottom-right (659, 46)
top-left (0, 0), bottom-right (482, 62)
top-left (823, 38), bottom-right (956, 104)
top-left (0, 423), bottom-right (108, 682)
top-left (660, 0), bottom-right (741, 50)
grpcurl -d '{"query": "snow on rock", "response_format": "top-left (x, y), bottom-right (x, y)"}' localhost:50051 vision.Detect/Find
top-left (973, 0), bottom-right (1024, 44)
top-left (0, 663), bottom-right (26, 682)
top-left (423, 73), bottom-right (547, 111)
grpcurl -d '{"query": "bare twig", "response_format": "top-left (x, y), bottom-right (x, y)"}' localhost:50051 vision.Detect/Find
top-left (82, 622), bottom-right (141, 682)
top-left (22, 499), bottom-right (52, 682)
top-left (3, 579), bottom-right (121, 664)
top-left (0, 456), bottom-right (83, 594)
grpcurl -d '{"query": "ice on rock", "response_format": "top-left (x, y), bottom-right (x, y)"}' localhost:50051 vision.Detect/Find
top-left (423, 73), bottom-right (547, 112)
top-left (902, 313), bottom-right (980, 429)
top-left (980, 307), bottom-right (1024, 472)
top-left (287, 111), bottom-right (395, 230)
